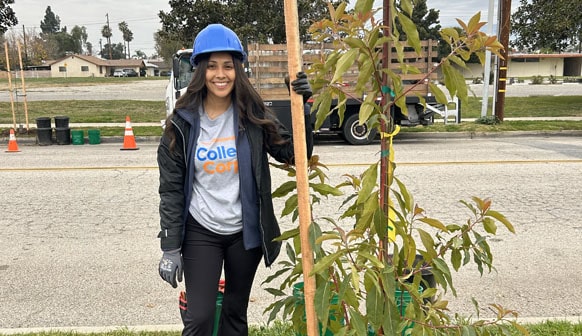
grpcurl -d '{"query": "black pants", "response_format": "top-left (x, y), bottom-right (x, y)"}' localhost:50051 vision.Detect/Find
top-left (182, 214), bottom-right (262, 336)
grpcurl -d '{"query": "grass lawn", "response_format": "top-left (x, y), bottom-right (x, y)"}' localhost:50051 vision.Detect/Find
top-left (2, 320), bottom-right (581, 335)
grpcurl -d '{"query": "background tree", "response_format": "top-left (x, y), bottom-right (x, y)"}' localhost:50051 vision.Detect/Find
top-left (40, 6), bottom-right (60, 35)
top-left (156, 0), bottom-right (333, 61)
top-left (133, 49), bottom-right (147, 59)
top-left (101, 24), bottom-right (113, 59)
top-left (70, 25), bottom-right (88, 54)
top-left (0, 0), bottom-right (18, 34)
top-left (511, 0), bottom-right (582, 53)
top-left (154, 31), bottom-right (185, 66)
top-left (395, 0), bottom-right (441, 41)
top-left (118, 21), bottom-right (133, 59)
top-left (101, 42), bottom-right (124, 60)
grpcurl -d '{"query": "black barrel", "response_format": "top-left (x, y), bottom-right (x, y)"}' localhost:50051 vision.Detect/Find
top-left (54, 116), bottom-right (70, 129)
top-left (36, 128), bottom-right (53, 145)
top-left (55, 127), bottom-right (71, 145)
top-left (36, 117), bottom-right (51, 129)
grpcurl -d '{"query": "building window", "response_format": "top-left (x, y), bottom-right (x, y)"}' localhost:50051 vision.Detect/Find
top-left (59, 66), bottom-right (66, 72)
top-left (512, 58), bottom-right (540, 63)
top-left (81, 66), bottom-right (89, 72)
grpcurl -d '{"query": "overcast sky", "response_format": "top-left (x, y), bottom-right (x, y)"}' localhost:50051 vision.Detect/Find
top-left (10, 0), bottom-right (518, 58)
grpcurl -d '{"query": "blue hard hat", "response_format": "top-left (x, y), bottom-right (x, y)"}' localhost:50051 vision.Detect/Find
top-left (190, 24), bottom-right (247, 66)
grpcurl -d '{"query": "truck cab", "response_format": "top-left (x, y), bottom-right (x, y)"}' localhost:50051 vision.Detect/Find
top-left (165, 49), bottom-right (195, 117)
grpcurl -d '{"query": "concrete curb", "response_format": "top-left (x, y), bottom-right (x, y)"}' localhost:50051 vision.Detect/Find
top-left (3, 130), bottom-right (580, 147)
top-left (1, 316), bottom-right (580, 335)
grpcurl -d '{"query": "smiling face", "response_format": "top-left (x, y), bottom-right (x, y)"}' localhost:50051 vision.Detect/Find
top-left (205, 52), bottom-right (236, 102)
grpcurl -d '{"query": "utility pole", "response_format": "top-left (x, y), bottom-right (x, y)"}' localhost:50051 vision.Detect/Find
top-left (494, 0), bottom-right (511, 121)
top-left (22, 25), bottom-right (29, 64)
top-left (481, 0), bottom-right (495, 117)
top-left (106, 13), bottom-right (112, 60)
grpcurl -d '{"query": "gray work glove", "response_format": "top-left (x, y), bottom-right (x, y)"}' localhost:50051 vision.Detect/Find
top-left (286, 72), bottom-right (313, 103)
top-left (159, 249), bottom-right (183, 288)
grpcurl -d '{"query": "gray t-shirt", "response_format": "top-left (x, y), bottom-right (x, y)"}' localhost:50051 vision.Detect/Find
top-left (189, 105), bottom-right (242, 234)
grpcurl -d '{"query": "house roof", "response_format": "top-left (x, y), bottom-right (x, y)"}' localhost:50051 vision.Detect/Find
top-left (510, 53), bottom-right (582, 59)
top-left (47, 54), bottom-right (146, 67)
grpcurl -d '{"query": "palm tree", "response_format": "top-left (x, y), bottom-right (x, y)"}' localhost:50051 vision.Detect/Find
top-left (101, 24), bottom-right (112, 59)
top-left (118, 21), bottom-right (134, 59)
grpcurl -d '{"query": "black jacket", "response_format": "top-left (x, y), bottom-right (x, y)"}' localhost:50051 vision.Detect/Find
top-left (157, 103), bottom-right (313, 267)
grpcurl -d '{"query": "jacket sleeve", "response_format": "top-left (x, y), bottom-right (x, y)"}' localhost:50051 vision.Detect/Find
top-left (157, 130), bottom-right (186, 251)
top-left (267, 102), bottom-right (314, 163)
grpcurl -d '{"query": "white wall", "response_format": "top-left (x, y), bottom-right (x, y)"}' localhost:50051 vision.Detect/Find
top-left (50, 56), bottom-right (106, 78)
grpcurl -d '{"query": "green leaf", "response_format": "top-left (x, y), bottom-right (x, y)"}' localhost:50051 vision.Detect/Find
top-left (349, 307), bottom-right (368, 335)
top-left (400, 0), bottom-right (413, 16)
top-left (314, 92), bottom-right (332, 130)
top-left (344, 37), bottom-right (367, 50)
top-left (359, 101), bottom-right (376, 126)
top-left (486, 210), bottom-right (516, 233)
top-left (274, 228), bottom-right (299, 242)
top-left (334, 2), bottom-right (347, 21)
top-left (356, 58), bottom-right (375, 94)
top-left (272, 180), bottom-right (297, 198)
top-left (429, 82), bottom-right (449, 105)
top-left (354, 0), bottom-right (373, 14)
top-left (281, 194), bottom-right (298, 217)
top-left (365, 278), bottom-right (383, 327)
top-left (358, 250), bottom-right (384, 269)
top-left (310, 183), bottom-right (344, 196)
top-left (418, 217), bottom-right (449, 232)
top-left (332, 48), bottom-right (359, 84)
top-left (483, 217), bottom-right (497, 235)
top-left (417, 229), bottom-right (437, 258)
top-left (451, 249), bottom-right (462, 271)
top-left (394, 177), bottom-right (413, 213)
top-left (398, 14), bottom-right (421, 53)
top-left (449, 54), bottom-right (467, 68)
top-left (357, 163), bottom-right (378, 205)
top-left (311, 250), bottom-right (344, 275)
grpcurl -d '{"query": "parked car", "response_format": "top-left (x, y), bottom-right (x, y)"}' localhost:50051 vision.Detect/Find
top-left (113, 69), bottom-right (126, 77)
top-left (123, 69), bottom-right (138, 77)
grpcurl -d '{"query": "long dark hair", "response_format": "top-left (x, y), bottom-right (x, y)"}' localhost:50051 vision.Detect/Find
top-left (164, 53), bottom-right (287, 151)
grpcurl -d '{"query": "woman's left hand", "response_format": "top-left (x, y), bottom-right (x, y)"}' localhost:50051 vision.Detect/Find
top-left (291, 72), bottom-right (312, 102)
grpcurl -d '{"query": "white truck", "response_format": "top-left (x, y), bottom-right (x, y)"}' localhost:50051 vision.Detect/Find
top-left (165, 42), bottom-right (455, 145)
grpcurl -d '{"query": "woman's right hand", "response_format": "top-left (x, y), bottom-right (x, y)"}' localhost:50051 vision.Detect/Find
top-left (158, 249), bottom-right (183, 288)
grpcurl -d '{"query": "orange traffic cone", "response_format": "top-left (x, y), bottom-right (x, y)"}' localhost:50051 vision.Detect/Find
top-left (120, 116), bottom-right (139, 150)
top-left (5, 128), bottom-right (21, 153)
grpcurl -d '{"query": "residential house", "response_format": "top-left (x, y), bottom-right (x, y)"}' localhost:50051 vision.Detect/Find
top-left (457, 53), bottom-right (582, 81)
top-left (48, 54), bottom-right (146, 77)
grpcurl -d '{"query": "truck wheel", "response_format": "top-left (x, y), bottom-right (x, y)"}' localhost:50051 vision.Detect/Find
top-left (342, 114), bottom-right (377, 145)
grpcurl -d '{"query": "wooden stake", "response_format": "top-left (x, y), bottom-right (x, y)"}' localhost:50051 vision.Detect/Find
top-left (17, 42), bottom-right (30, 131)
top-left (5, 41), bottom-right (17, 130)
top-left (282, 1), bottom-right (318, 335)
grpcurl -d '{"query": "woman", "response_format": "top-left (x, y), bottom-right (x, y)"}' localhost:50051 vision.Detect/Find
top-left (156, 23), bottom-right (313, 336)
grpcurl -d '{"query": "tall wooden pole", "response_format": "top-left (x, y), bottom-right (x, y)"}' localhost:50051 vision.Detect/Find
top-left (17, 42), bottom-right (30, 131)
top-left (495, 0), bottom-right (511, 121)
top-left (380, 0), bottom-right (394, 258)
top-left (283, 0), bottom-right (317, 335)
top-left (5, 41), bottom-right (17, 130)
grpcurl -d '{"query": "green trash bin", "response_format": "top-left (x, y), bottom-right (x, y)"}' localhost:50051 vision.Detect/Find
top-left (293, 282), bottom-right (343, 336)
top-left (71, 130), bottom-right (84, 145)
top-left (88, 129), bottom-right (101, 144)
top-left (367, 287), bottom-right (424, 336)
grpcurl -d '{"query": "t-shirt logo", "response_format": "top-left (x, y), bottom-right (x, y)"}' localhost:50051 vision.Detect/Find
top-left (196, 136), bottom-right (238, 174)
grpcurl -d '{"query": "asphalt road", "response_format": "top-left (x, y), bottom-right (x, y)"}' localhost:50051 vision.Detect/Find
top-left (1, 135), bottom-right (581, 332)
